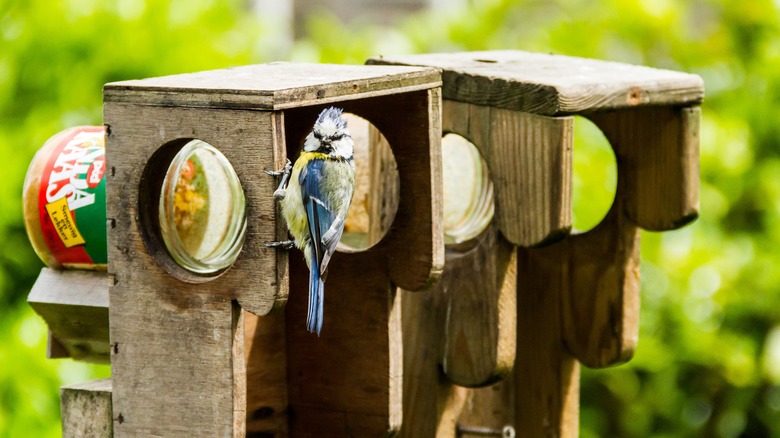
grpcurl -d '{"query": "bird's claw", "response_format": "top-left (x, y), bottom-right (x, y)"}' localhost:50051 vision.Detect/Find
top-left (265, 159), bottom-right (292, 176)
top-left (266, 159), bottom-right (293, 199)
top-left (264, 239), bottom-right (295, 250)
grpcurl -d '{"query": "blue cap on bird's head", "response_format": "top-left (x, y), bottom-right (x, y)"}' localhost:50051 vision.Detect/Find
top-left (316, 107), bottom-right (348, 131)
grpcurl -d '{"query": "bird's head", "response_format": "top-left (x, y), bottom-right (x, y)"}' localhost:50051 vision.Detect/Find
top-left (303, 107), bottom-right (354, 159)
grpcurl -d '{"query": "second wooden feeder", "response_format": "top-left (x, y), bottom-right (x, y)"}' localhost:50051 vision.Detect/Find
top-left (370, 50), bottom-right (703, 437)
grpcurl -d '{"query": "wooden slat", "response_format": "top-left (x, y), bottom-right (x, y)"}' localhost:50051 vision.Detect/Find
top-left (442, 100), bottom-right (572, 247)
top-left (104, 63), bottom-right (441, 111)
top-left (438, 224), bottom-right (517, 387)
top-left (369, 51), bottom-right (704, 115)
top-left (27, 268), bottom-right (110, 363)
top-left (61, 378), bottom-right (113, 438)
top-left (105, 104), bottom-right (287, 436)
top-left (587, 106), bottom-right (700, 231)
top-left (554, 203), bottom-right (642, 369)
top-left (516, 248), bottom-right (581, 436)
top-left (285, 252), bottom-right (402, 435)
top-left (244, 312), bottom-right (288, 436)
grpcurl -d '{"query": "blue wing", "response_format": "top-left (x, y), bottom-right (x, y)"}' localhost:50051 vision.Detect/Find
top-left (299, 158), bottom-right (341, 335)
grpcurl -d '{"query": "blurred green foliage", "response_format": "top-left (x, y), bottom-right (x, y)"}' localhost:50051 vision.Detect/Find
top-left (1, 0), bottom-right (778, 436)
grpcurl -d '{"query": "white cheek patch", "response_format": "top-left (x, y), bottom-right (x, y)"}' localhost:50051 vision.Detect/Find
top-left (332, 137), bottom-right (354, 159)
top-left (303, 132), bottom-right (319, 152)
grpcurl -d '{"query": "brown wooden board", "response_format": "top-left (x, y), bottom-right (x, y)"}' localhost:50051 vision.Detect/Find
top-left (104, 63), bottom-right (441, 111)
top-left (442, 100), bottom-right (572, 247)
top-left (369, 51), bottom-right (704, 116)
top-left (105, 104), bottom-right (287, 436)
top-left (61, 378), bottom-right (113, 438)
top-left (587, 106), bottom-right (701, 231)
top-left (437, 224), bottom-right (517, 388)
top-left (27, 268), bottom-right (110, 363)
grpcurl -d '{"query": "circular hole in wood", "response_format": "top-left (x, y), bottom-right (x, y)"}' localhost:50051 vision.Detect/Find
top-left (442, 133), bottom-right (495, 245)
top-left (572, 116), bottom-right (617, 232)
top-left (140, 139), bottom-right (246, 279)
top-left (338, 113), bottom-right (399, 251)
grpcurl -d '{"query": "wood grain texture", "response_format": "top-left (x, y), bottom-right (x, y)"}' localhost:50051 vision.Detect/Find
top-left (104, 63), bottom-right (441, 111)
top-left (244, 312), bottom-right (289, 436)
top-left (369, 51), bottom-right (704, 115)
top-left (104, 104), bottom-right (287, 315)
top-left (286, 252), bottom-right (402, 436)
top-left (516, 248), bottom-right (581, 436)
top-left (442, 100), bottom-right (572, 247)
top-left (587, 106), bottom-right (701, 231)
top-left (448, 249), bottom-right (582, 438)
top-left (438, 223), bottom-right (517, 388)
top-left (61, 378), bottom-right (113, 438)
top-left (105, 104), bottom-right (286, 436)
top-left (547, 202), bottom-right (642, 369)
top-left (27, 268), bottom-right (109, 363)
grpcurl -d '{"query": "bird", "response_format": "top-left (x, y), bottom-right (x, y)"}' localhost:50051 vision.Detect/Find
top-left (265, 107), bottom-right (356, 335)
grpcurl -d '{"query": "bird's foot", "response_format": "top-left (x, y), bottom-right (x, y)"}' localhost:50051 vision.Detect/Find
top-left (264, 239), bottom-right (295, 250)
top-left (265, 159), bottom-right (292, 201)
top-left (264, 159), bottom-right (292, 177)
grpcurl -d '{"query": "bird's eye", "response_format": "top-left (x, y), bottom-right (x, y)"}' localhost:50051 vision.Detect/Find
top-left (313, 132), bottom-right (322, 140)
top-left (332, 133), bottom-right (344, 141)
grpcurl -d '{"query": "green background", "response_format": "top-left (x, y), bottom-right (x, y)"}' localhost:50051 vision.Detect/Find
top-left (1, 0), bottom-right (779, 436)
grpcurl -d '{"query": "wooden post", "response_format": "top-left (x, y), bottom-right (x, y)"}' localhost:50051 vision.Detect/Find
top-left (103, 63), bottom-right (442, 437)
top-left (61, 379), bottom-right (113, 438)
top-left (370, 50), bottom-right (703, 437)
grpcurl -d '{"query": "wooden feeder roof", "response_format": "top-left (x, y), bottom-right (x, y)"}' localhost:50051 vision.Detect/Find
top-left (104, 62), bottom-right (442, 110)
top-left (368, 50), bottom-right (704, 115)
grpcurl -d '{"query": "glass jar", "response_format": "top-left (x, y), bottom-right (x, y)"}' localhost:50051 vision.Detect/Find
top-left (158, 139), bottom-right (246, 275)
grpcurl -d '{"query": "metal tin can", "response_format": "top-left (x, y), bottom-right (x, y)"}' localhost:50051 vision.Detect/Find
top-left (23, 126), bottom-right (108, 269)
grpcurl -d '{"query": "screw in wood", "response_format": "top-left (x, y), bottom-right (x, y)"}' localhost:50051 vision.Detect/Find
top-left (456, 425), bottom-right (516, 438)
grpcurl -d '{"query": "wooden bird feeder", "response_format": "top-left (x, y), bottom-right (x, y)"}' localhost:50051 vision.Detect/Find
top-left (28, 62), bottom-right (443, 437)
top-left (369, 50), bottom-right (703, 437)
top-left (26, 51), bottom-right (703, 438)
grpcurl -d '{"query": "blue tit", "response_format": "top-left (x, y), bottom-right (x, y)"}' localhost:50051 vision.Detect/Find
top-left (266, 107), bottom-right (356, 335)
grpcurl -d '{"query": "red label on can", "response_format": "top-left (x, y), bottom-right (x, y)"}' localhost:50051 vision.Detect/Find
top-left (37, 126), bottom-right (107, 266)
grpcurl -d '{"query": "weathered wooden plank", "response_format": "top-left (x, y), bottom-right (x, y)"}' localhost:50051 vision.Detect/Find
top-left (105, 104), bottom-right (284, 437)
top-left (552, 204), bottom-right (642, 369)
top-left (438, 224), bottom-right (517, 388)
top-left (104, 104), bottom-right (287, 315)
top-left (442, 100), bottom-right (572, 247)
top-left (588, 106), bottom-right (700, 231)
top-left (286, 252), bottom-right (402, 435)
top-left (516, 248), bottom-right (581, 436)
top-left (27, 268), bottom-right (110, 363)
top-left (244, 312), bottom-right (288, 436)
top-left (61, 378), bottom-right (113, 438)
top-left (369, 50), bottom-right (704, 115)
top-left (104, 63), bottom-right (441, 111)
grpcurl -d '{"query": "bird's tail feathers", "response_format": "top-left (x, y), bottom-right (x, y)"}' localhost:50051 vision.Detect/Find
top-left (307, 262), bottom-right (325, 335)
